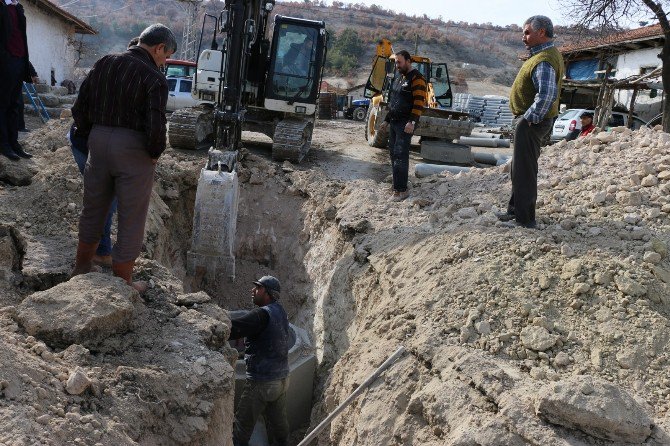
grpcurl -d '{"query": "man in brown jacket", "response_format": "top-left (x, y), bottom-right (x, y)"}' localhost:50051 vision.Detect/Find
top-left (71, 24), bottom-right (176, 291)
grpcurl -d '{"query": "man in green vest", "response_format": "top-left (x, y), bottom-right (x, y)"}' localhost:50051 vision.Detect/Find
top-left (498, 15), bottom-right (564, 229)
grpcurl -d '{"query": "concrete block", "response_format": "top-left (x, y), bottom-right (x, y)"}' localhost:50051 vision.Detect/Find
top-left (421, 140), bottom-right (474, 164)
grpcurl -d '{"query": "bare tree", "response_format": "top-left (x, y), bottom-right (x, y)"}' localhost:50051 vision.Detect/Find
top-left (561, 0), bottom-right (670, 131)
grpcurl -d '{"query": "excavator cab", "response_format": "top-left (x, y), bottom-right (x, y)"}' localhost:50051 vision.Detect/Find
top-left (265, 17), bottom-right (326, 114)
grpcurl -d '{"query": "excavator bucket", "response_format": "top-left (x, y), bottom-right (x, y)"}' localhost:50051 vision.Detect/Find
top-left (187, 163), bottom-right (240, 284)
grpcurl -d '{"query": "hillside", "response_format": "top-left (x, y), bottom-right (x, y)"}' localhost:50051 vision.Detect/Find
top-left (60, 0), bottom-right (588, 93)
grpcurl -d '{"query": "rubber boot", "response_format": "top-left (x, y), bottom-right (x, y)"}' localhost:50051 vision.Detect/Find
top-left (71, 241), bottom-right (99, 277)
top-left (112, 260), bottom-right (148, 294)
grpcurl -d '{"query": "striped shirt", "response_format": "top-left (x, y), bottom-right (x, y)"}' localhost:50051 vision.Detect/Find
top-left (524, 41), bottom-right (558, 124)
top-left (72, 46), bottom-right (169, 158)
top-left (386, 68), bottom-right (427, 124)
top-left (409, 72), bottom-right (427, 122)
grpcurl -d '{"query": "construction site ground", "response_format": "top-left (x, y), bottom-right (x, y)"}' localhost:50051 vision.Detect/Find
top-left (1, 114), bottom-right (669, 445)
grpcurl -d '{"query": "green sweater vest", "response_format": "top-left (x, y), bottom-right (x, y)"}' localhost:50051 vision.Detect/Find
top-left (509, 45), bottom-right (564, 119)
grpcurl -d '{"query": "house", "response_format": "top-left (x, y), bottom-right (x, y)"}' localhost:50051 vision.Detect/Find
top-left (22, 0), bottom-right (95, 84)
top-left (558, 25), bottom-right (664, 121)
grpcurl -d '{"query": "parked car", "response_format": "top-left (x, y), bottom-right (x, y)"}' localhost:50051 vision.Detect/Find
top-left (550, 108), bottom-right (647, 142)
top-left (344, 98), bottom-right (370, 121)
top-left (166, 77), bottom-right (199, 112)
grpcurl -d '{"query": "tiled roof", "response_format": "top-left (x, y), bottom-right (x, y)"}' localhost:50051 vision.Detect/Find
top-left (559, 24), bottom-right (663, 55)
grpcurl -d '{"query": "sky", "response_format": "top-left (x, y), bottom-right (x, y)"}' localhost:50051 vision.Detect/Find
top-left (332, 0), bottom-right (651, 27)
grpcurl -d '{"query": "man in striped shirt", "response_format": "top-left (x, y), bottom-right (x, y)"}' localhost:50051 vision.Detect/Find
top-left (71, 24), bottom-right (176, 292)
top-left (500, 15), bottom-right (564, 229)
top-left (381, 50), bottom-right (427, 202)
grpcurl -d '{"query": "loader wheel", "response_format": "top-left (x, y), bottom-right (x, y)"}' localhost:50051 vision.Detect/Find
top-left (366, 105), bottom-right (388, 148)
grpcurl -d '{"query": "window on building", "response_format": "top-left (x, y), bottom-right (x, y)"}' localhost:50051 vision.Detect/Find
top-left (640, 65), bottom-right (658, 75)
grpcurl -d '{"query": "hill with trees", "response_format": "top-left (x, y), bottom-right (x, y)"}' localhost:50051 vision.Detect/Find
top-left (61, 0), bottom-right (598, 91)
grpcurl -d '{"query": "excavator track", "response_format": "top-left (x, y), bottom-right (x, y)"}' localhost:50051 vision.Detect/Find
top-left (168, 106), bottom-right (214, 150)
top-left (271, 119), bottom-right (314, 163)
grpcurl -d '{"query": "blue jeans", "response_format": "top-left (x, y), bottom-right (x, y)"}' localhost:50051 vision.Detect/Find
top-left (71, 145), bottom-right (117, 256)
top-left (388, 120), bottom-right (411, 192)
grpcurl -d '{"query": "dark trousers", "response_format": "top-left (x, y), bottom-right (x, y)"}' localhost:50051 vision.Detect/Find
top-left (0, 56), bottom-right (27, 149)
top-left (388, 120), bottom-right (411, 192)
top-left (234, 378), bottom-right (289, 446)
top-left (78, 125), bottom-right (154, 263)
top-left (507, 117), bottom-right (552, 224)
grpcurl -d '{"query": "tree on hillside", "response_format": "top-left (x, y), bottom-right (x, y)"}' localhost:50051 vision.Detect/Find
top-left (325, 28), bottom-right (365, 74)
top-left (562, 0), bottom-right (670, 131)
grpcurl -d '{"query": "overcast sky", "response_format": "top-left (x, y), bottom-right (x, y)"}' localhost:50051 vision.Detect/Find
top-left (331, 0), bottom-right (651, 27)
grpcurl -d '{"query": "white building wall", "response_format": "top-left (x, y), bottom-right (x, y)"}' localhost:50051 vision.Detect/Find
top-left (614, 47), bottom-right (663, 122)
top-left (615, 47), bottom-right (661, 79)
top-left (23, 3), bottom-right (78, 83)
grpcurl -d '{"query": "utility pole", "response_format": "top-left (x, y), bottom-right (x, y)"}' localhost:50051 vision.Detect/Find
top-left (176, 0), bottom-right (202, 61)
top-left (414, 33), bottom-right (419, 55)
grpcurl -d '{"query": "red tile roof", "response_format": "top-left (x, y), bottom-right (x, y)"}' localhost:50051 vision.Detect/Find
top-left (559, 24), bottom-right (664, 55)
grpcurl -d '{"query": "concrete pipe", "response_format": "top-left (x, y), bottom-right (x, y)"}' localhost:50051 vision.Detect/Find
top-left (415, 163), bottom-right (471, 178)
top-left (469, 132), bottom-right (501, 139)
top-left (497, 139), bottom-right (511, 148)
top-left (459, 136), bottom-right (499, 148)
top-left (473, 152), bottom-right (512, 166)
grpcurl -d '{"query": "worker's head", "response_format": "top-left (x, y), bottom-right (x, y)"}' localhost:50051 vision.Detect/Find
top-left (252, 275), bottom-right (281, 306)
top-left (522, 15), bottom-right (554, 49)
top-left (138, 24), bottom-right (177, 68)
top-left (128, 36), bottom-right (140, 49)
top-left (581, 112), bottom-right (594, 125)
top-left (395, 50), bottom-right (412, 74)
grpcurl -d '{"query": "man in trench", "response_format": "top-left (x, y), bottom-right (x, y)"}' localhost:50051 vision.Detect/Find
top-left (70, 24), bottom-right (176, 291)
top-left (498, 15), bottom-right (564, 229)
top-left (229, 275), bottom-right (290, 446)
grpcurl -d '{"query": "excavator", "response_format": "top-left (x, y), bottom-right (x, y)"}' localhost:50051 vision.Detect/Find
top-left (363, 39), bottom-right (476, 164)
top-left (168, 1), bottom-right (327, 162)
top-left (175, 0), bottom-right (327, 283)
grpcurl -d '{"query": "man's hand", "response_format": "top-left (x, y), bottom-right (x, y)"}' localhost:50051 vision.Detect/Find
top-left (151, 158), bottom-right (158, 165)
top-left (380, 121), bottom-right (389, 131)
top-left (31, 76), bottom-right (39, 84)
top-left (404, 121), bottom-right (415, 134)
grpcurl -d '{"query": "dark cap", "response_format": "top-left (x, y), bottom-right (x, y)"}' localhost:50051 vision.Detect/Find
top-left (581, 112), bottom-right (594, 119)
top-left (253, 275), bottom-right (281, 293)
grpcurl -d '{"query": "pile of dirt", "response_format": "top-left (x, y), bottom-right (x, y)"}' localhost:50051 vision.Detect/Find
top-left (280, 124), bottom-right (670, 444)
top-left (3, 115), bottom-right (670, 445)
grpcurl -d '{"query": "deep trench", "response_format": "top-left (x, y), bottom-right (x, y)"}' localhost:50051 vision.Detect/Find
top-left (152, 153), bottom-right (341, 444)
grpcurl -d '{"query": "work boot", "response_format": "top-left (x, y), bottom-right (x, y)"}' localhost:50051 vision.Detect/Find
top-left (11, 143), bottom-right (33, 159)
top-left (112, 260), bottom-right (148, 294)
top-left (390, 190), bottom-right (409, 202)
top-left (1, 145), bottom-right (20, 161)
top-left (71, 241), bottom-right (100, 276)
top-left (495, 211), bottom-right (515, 222)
